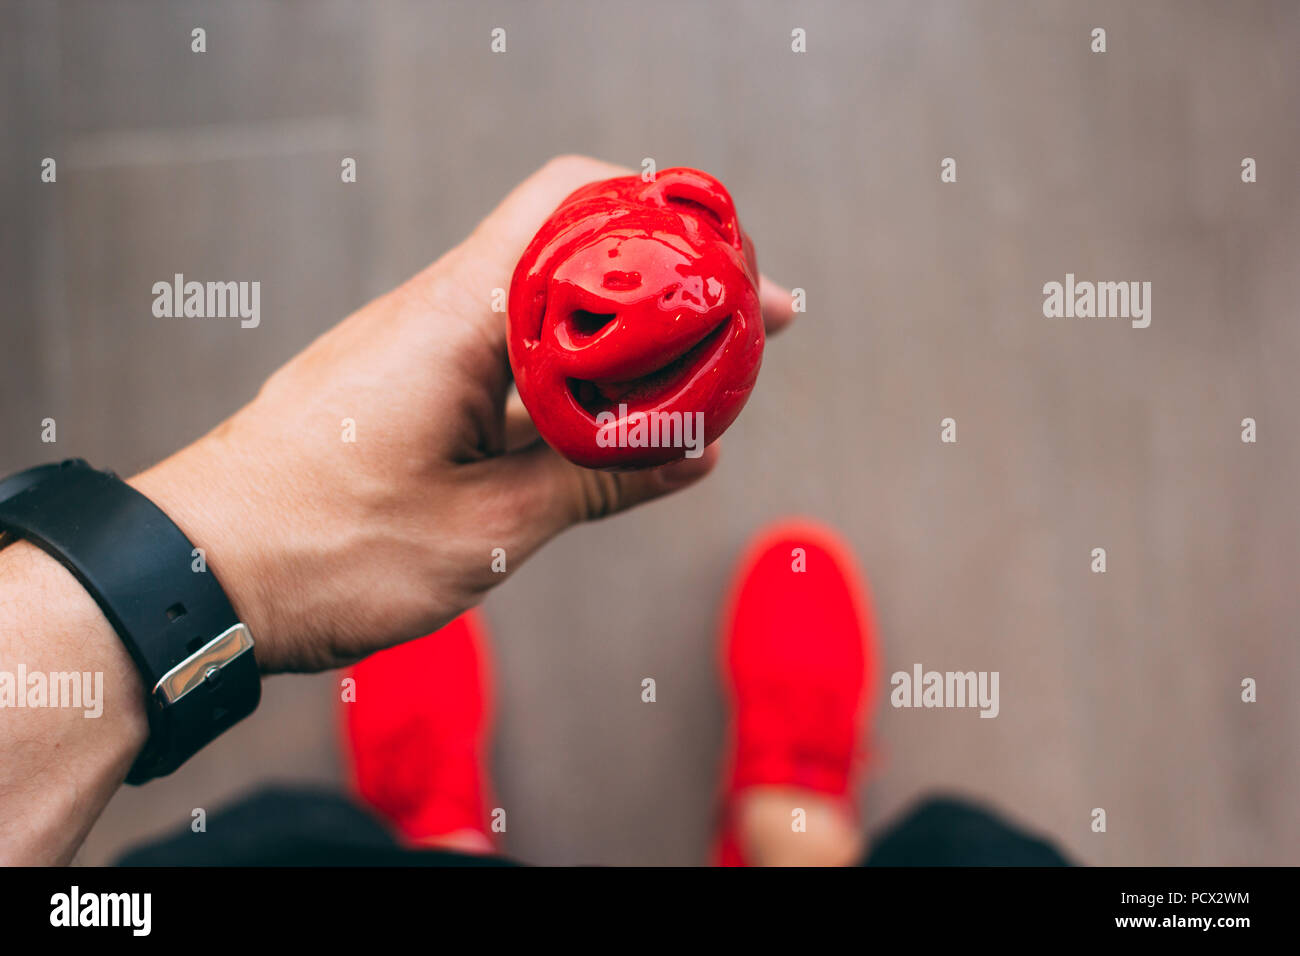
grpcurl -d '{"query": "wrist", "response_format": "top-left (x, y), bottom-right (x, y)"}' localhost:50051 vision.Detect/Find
top-left (128, 427), bottom-right (293, 674)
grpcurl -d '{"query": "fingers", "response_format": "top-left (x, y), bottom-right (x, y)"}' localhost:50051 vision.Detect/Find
top-left (484, 439), bottom-right (720, 553)
top-left (759, 275), bottom-right (796, 335)
top-left (436, 153), bottom-right (795, 361)
top-left (458, 155), bottom-right (796, 343)
top-left (419, 155), bottom-right (632, 355)
top-left (480, 156), bottom-right (797, 334)
top-left (482, 159), bottom-right (796, 338)
top-left (469, 155), bottom-right (633, 279)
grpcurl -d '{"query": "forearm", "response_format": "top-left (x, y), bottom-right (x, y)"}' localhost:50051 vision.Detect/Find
top-left (0, 433), bottom-right (272, 864)
top-left (0, 433), bottom-right (293, 865)
top-left (0, 541), bottom-right (148, 864)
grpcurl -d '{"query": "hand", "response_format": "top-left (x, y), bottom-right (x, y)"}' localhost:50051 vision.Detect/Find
top-left (130, 156), bottom-right (795, 674)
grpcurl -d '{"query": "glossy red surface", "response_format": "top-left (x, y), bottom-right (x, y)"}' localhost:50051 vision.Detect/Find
top-left (507, 167), bottom-right (764, 469)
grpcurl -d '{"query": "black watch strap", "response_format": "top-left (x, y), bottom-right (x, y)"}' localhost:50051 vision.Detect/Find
top-left (0, 458), bottom-right (260, 783)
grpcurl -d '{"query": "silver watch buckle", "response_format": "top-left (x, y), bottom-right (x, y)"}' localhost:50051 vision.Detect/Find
top-left (152, 623), bottom-right (255, 706)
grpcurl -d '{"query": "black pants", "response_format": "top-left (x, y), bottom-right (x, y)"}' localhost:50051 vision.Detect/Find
top-left (116, 787), bottom-right (1071, 866)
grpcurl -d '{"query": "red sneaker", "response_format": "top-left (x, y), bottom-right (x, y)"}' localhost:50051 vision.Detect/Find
top-left (340, 611), bottom-right (496, 847)
top-left (715, 519), bottom-right (878, 866)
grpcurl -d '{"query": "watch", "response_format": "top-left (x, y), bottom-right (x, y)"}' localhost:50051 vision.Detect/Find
top-left (0, 458), bottom-right (261, 783)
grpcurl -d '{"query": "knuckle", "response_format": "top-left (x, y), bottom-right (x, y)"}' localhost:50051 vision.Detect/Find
top-left (576, 468), bottom-right (624, 522)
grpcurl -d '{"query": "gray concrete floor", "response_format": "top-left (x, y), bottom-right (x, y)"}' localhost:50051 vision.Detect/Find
top-left (2, 0), bottom-right (1296, 866)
